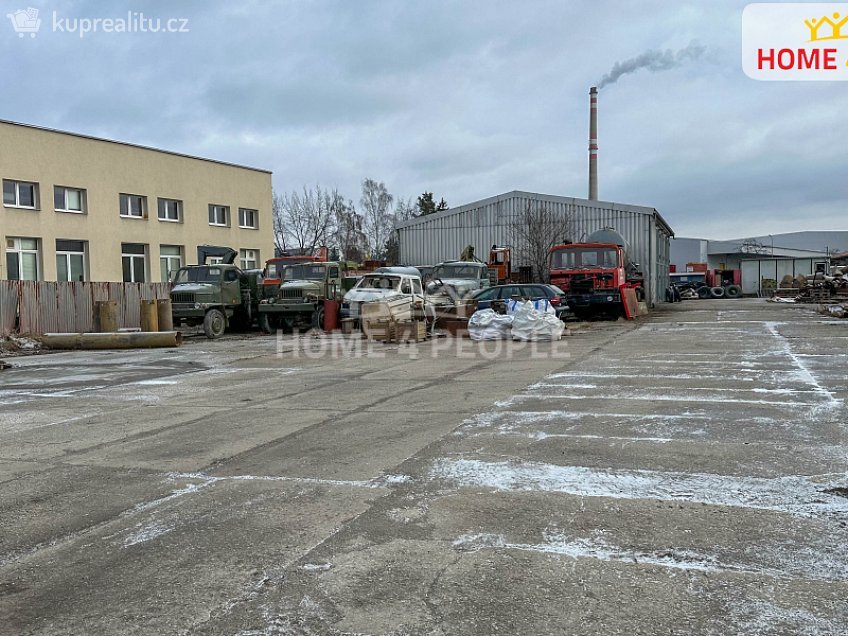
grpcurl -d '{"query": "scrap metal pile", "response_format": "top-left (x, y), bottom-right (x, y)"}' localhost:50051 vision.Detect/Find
top-left (779, 267), bottom-right (848, 303)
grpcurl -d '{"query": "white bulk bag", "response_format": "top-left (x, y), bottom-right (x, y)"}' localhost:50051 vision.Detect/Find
top-left (467, 308), bottom-right (513, 340)
top-left (509, 300), bottom-right (565, 341)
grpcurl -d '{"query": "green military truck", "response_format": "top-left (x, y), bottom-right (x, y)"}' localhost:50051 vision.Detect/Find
top-left (258, 261), bottom-right (344, 332)
top-left (170, 246), bottom-right (263, 338)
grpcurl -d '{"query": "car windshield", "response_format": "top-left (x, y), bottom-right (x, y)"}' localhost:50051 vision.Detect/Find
top-left (173, 266), bottom-right (222, 283)
top-left (356, 275), bottom-right (401, 291)
top-left (284, 264), bottom-right (325, 280)
top-left (471, 287), bottom-right (498, 300)
top-left (434, 264), bottom-right (485, 279)
top-left (551, 247), bottom-right (619, 270)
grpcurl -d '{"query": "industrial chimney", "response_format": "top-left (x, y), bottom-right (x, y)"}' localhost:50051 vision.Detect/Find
top-left (588, 86), bottom-right (598, 201)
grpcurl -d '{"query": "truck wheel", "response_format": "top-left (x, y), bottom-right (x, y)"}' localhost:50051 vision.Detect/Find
top-left (697, 286), bottom-right (711, 299)
top-left (710, 286), bottom-right (726, 299)
top-left (725, 285), bottom-right (742, 298)
top-left (203, 309), bottom-right (227, 339)
top-left (311, 307), bottom-right (325, 331)
top-left (259, 313), bottom-right (275, 334)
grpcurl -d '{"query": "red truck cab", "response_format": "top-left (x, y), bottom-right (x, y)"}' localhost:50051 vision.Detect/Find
top-left (263, 250), bottom-right (329, 296)
top-left (548, 241), bottom-right (643, 317)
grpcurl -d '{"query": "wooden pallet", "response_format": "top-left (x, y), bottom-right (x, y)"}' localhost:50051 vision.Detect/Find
top-left (395, 320), bottom-right (427, 343)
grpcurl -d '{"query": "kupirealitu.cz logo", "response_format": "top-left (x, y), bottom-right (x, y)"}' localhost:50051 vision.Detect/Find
top-left (743, 3), bottom-right (848, 80)
top-left (6, 6), bottom-right (189, 39)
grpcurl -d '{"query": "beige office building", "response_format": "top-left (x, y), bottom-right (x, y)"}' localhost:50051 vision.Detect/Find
top-left (1, 120), bottom-right (274, 283)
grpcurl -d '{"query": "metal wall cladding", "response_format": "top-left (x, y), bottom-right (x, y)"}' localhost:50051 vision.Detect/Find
top-left (740, 258), bottom-right (820, 295)
top-left (396, 192), bottom-right (674, 305)
top-left (3, 281), bottom-right (171, 335)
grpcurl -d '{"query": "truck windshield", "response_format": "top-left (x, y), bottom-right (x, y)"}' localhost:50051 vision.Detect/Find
top-left (434, 264), bottom-right (485, 279)
top-left (284, 264), bottom-right (325, 280)
top-left (173, 267), bottom-right (222, 283)
top-left (357, 275), bottom-right (401, 291)
top-left (551, 248), bottom-right (619, 270)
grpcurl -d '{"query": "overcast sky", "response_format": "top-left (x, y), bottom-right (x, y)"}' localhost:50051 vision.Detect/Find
top-left (3, 0), bottom-right (845, 239)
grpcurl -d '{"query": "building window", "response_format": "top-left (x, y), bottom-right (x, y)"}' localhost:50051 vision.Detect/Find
top-left (121, 243), bottom-right (147, 283)
top-left (157, 198), bottom-right (182, 223)
top-left (56, 239), bottom-right (87, 282)
top-left (54, 186), bottom-right (86, 214)
top-left (207, 257), bottom-right (224, 265)
top-left (208, 204), bottom-right (229, 226)
top-left (240, 249), bottom-right (258, 270)
top-left (3, 179), bottom-right (39, 209)
top-left (120, 193), bottom-right (147, 219)
top-left (5, 237), bottom-right (40, 280)
top-left (160, 245), bottom-right (183, 282)
top-left (239, 208), bottom-right (258, 229)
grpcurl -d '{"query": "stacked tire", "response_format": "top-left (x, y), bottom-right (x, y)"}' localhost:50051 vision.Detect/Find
top-left (693, 284), bottom-right (742, 300)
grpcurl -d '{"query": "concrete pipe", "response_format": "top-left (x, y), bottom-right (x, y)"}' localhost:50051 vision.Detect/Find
top-left (140, 300), bottom-right (159, 332)
top-left (39, 331), bottom-right (183, 350)
top-left (157, 299), bottom-right (174, 332)
top-left (95, 300), bottom-right (118, 332)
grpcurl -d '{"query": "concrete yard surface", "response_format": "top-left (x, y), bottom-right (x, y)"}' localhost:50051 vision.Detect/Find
top-left (1, 299), bottom-right (847, 635)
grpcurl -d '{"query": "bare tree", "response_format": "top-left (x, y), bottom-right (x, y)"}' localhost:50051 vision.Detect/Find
top-left (271, 190), bottom-right (287, 254)
top-left (739, 239), bottom-right (769, 255)
top-left (333, 196), bottom-right (368, 263)
top-left (509, 202), bottom-right (574, 282)
top-left (360, 178), bottom-right (394, 259)
top-left (273, 185), bottom-right (337, 255)
top-left (394, 196), bottom-right (417, 223)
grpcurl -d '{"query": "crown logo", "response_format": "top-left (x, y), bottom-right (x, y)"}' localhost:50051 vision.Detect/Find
top-left (805, 12), bottom-right (848, 41)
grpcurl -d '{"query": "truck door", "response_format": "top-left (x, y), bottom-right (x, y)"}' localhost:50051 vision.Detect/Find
top-left (222, 268), bottom-right (241, 305)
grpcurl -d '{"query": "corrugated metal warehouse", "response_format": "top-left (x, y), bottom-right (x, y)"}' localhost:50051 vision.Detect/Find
top-left (396, 191), bottom-right (675, 305)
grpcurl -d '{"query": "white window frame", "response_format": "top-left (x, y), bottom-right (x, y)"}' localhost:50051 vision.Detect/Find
top-left (159, 245), bottom-right (183, 282)
top-left (5, 237), bottom-right (40, 280)
top-left (238, 208), bottom-right (258, 229)
top-left (120, 193), bottom-right (147, 219)
top-left (157, 198), bottom-right (182, 223)
top-left (209, 204), bottom-right (229, 227)
top-left (240, 249), bottom-right (258, 270)
top-left (54, 186), bottom-right (86, 214)
top-left (207, 257), bottom-right (224, 265)
top-left (3, 179), bottom-right (39, 210)
top-left (56, 240), bottom-right (87, 282)
top-left (121, 243), bottom-right (147, 283)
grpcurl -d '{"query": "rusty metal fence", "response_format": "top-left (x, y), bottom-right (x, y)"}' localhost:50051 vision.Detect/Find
top-left (0, 281), bottom-right (171, 336)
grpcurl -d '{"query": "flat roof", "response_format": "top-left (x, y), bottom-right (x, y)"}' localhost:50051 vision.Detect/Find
top-left (0, 118), bottom-right (272, 175)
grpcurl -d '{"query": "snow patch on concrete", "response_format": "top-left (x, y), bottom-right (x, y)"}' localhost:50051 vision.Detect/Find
top-left (122, 521), bottom-right (174, 547)
top-left (302, 562), bottom-right (333, 572)
top-left (765, 321), bottom-right (841, 410)
top-left (430, 459), bottom-right (848, 517)
top-left (529, 432), bottom-right (674, 443)
top-left (722, 599), bottom-right (846, 636)
top-left (454, 532), bottom-right (727, 573)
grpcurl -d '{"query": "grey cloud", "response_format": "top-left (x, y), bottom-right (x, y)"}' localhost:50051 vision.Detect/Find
top-left (0, 0), bottom-right (843, 238)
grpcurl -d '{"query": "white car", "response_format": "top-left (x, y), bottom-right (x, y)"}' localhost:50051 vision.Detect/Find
top-left (341, 268), bottom-right (427, 320)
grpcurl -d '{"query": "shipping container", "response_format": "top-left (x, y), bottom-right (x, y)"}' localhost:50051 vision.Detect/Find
top-left (396, 191), bottom-right (674, 306)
